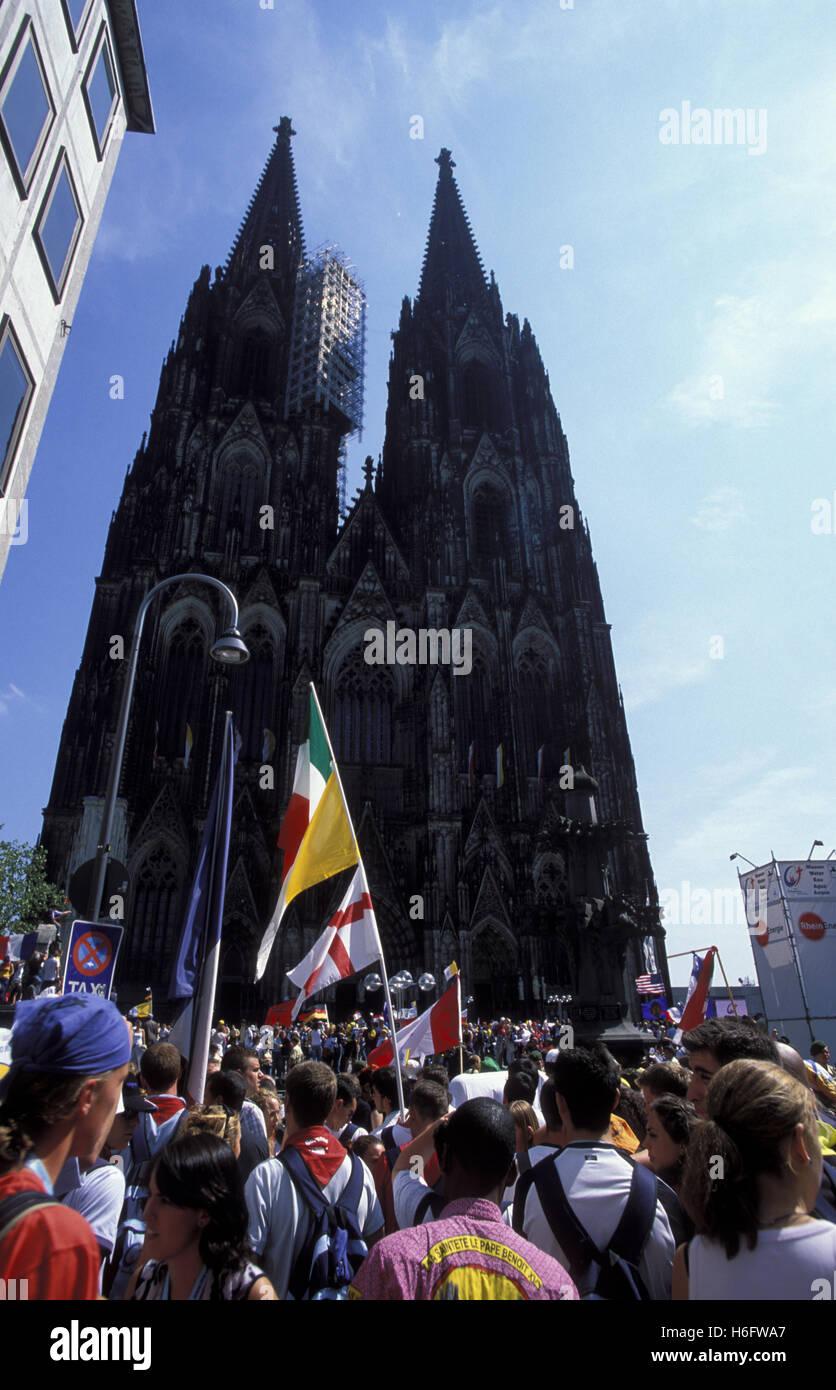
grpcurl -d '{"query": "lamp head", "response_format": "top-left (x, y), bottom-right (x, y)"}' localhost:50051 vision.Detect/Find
top-left (210, 627), bottom-right (250, 666)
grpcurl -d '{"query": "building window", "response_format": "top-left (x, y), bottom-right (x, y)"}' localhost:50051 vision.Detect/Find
top-left (0, 318), bottom-right (34, 494)
top-left (233, 625), bottom-right (276, 760)
top-left (34, 152), bottom-right (83, 302)
top-left (334, 664), bottom-right (393, 765)
top-left (0, 20), bottom-right (54, 195)
top-left (471, 482), bottom-right (509, 572)
top-left (83, 26), bottom-right (119, 159)
top-left (61, 0), bottom-right (93, 50)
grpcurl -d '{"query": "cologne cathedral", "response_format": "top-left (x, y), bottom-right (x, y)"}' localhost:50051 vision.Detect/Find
top-left (42, 119), bottom-right (667, 1031)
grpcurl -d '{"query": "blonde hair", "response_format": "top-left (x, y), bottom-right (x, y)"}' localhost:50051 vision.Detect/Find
top-left (509, 1100), bottom-right (538, 1148)
top-left (680, 1058), bottom-right (819, 1259)
top-left (181, 1105), bottom-right (241, 1153)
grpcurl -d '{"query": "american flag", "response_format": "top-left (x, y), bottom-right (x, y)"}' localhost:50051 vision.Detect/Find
top-left (635, 972), bottom-right (664, 996)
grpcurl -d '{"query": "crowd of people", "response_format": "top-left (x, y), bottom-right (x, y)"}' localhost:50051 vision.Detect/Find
top-left (2, 990), bottom-right (836, 1302)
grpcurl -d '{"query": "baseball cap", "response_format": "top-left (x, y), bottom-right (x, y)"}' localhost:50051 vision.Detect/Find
top-left (116, 1080), bottom-right (158, 1116)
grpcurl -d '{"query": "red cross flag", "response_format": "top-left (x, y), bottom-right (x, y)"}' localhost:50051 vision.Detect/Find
top-left (287, 863), bottom-right (381, 1019)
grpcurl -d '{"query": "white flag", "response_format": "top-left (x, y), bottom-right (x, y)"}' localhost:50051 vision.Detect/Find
top-left (287, 863), bottom-right (381, 1019)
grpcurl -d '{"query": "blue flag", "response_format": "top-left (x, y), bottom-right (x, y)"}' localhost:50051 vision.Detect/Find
top-left (168, 715), bottom-right (235, 1100)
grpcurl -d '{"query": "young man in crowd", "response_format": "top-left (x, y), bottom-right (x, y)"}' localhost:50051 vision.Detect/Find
top-left (376, 1079), bottom-right (449, 1232)
top-left (510, 1043), bottom-right (676, 1298)
top-left (348, 1099), bottom-right (578, 1301)
top-left (681, 1019), bottom-right (779, 1119)
top-left (221, 1044), bottom-right (267, 1140)
top-left (327, 1074), bottom-right (368, 1148)
top-left (245, 1061), bottom-right (384, 1297)
top-left (0, 994), bottom-right (132, 1299)
top-left (138, 1042), bottom-right (186, 1125)
top-left (371, 1067), bottom-right (401, 1135)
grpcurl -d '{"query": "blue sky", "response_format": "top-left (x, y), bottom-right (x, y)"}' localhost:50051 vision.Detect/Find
top-left (1, 0), bottom-right (835, 988)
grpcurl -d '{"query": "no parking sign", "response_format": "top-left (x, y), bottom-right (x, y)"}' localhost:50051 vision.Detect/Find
top-left (62, 921), bottom-right (124, 999)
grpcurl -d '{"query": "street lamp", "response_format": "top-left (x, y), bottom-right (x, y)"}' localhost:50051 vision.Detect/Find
top-left (88, 573), bottom-right (249, 922)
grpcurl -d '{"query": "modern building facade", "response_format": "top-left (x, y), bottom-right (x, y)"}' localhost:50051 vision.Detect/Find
top-left (0, 0), bottom-right (153, 580)
top-left (42, 122), bottom-right (667, 1031)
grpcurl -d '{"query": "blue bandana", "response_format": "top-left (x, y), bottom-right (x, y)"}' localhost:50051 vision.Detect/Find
top-left (0, 994), bottom-right (131, 1101)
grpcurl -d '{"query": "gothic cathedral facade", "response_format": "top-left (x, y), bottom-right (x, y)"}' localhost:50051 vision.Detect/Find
top-left (42, 122), bottom-right (667, 1031)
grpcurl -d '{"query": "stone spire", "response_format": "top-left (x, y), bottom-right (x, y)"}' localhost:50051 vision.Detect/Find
top-left (224, 117), bottom-right (305, 296)
top-left (416, 148), bottom-right (488, 309)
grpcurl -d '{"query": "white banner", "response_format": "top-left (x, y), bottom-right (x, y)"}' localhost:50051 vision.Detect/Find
top-left (739, 861), bottom-right (836, 1055)
top-left (777, 861), bottom-right (836, 1030)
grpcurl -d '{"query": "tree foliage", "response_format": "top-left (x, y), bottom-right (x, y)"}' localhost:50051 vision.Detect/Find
top-left (0, 836), bottom-right (63, 934)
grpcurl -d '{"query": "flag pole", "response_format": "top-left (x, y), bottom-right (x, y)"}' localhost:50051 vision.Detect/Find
top-left (187, 710), bottom-right (233, 1104)
top-left (713, 948), bottom-right (739, 1017)
top-left (458, 973), bottom-right (464, 1076)
top-left (308, 683), bottom-right (407, 1121)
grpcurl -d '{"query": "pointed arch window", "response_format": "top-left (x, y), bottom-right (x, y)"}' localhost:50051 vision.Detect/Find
top-left (233, 624), bottom-right (276, 760)
top-left (130, 844), bottom-right (180, 970)
top-left (454, 654), bottom-right (494, 776)
top-left (461, 361), bottom-right (497, 430)
top-left (471, 483), bottom-right (509, 572)
top-left (160, 618), bottom-right (205, 760)
top-left (215, 457), bottom-right (261, 550)
top-left (518, 651), bottom-right (552, 779)
top-left (334, 663), bottom-right (394, 765)
top-left (237, 327), bottom-right (274, 399)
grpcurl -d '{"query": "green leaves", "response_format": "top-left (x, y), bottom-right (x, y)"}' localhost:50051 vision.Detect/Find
top-left (0, 838), bottom-right (63, 934)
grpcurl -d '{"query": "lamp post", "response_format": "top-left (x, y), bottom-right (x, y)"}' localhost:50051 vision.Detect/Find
top-left (87, 573), bottom-right (249, 923)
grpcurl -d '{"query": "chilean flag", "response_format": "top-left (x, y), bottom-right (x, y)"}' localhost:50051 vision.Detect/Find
top-left (287, 863), bottom-right (381, 1019)
top-left (367, 978), bottom-right (462, 1068)
top-left (679, 947), bottom-right (717, 1033)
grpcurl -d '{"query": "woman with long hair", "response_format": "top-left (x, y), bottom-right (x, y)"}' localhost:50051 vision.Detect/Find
top-left (674, 1058), bottom-right (836, 1299)
top-left (644, 1094), bottom-right (695, 1194)
top-left (128, 1133), bottom-right (276, 1300)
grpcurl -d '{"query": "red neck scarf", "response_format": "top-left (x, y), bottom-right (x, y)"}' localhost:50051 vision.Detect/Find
top-left (283, 1125), bottom-right (347, 1187)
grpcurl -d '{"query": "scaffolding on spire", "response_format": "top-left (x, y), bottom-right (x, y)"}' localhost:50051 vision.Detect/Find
top-left (284, 244), bottom-right (366, 438)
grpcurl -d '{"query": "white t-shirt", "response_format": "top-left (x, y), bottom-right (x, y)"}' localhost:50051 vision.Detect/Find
top-left (245, 1152), bottom-right (383, 1297)
top-left (508, 1141), bottom-right (675, 1300)
top-left (688, 1220), bottom-right (836, 1301)
top-left (503, 1143), bottom-right (561, 1206)
top-left (392, 1168), bottom-right (446, 1228)
top-left (450, 1070), bottom-right (545, 1119)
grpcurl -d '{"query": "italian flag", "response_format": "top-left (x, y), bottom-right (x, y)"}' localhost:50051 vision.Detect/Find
top-left (255, 687), bottom-right (358, 980)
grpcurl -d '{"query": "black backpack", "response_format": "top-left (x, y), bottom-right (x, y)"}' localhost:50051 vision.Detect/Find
top-left (0, 1190), bottom-right (59, 1243)
top-left (513, 1156), bottom-right (657, 1300)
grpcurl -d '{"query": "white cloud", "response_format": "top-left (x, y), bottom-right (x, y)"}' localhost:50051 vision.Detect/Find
top-left (0, 685), bottom-right (28, 716)
top-left (690, 485), bottom-right (746, 532)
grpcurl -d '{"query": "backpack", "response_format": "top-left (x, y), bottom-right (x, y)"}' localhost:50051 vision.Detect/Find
top-left (106, 1107), bottom-right (187, 1300)
top-left (513, 1156), bottom-right (656, 1300)
top-left (279, 1146), bottom-right (369, 1300)
top-left (0, 1190), bottom-right (58, 1243)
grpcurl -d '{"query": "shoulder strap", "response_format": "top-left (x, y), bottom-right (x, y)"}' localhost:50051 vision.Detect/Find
top-left (608, 1162), bottom-right (657, 1266)
top-left (340, 1153), bottom-right (364, 1214)
top-left (278, 1146), bottom-right (329, 1221)
top-left (339, 1122), bottom-right (358, 1150)
top-left (0, 1190), bottom-right (59, 1244)
top-left (381, 1128), bottom-right (401, 1169)
top-left (511, 1163), bottom-right (538, 1235)
top-left (516, 1150), bottom-right (532, 1175)
top-left (531, 1159), bottom-right (601, 1285)
top-left (415, 1188), bottom-right (447, 1223)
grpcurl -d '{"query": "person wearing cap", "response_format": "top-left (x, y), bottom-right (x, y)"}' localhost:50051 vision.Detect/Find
top-left (55, 1080), bottom-right (157, 1293)
top-left (0, 993), bottom-right (132, 1299)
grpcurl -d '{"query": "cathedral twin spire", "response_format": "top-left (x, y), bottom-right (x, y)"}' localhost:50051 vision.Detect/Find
top-left (224, 116), bottom-right (305, 295)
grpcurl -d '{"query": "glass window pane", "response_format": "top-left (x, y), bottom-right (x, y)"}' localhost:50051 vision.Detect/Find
top-left (65, 0), bottom-right (90, 30)
top-left (39, 164), bottom-right (81, 290)
top-left (1, 38), bottom-right (50, 181)
top-left (86, 43), bottom-right (116, 146)
top-left (0, 333), bottom-right (30, 473)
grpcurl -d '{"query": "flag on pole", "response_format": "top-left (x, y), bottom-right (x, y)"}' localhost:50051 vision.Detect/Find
top-left (467, 742), bottom-right (475, 788)
top-left (262, 728), bottom-right (276, 763)
top-left (286, 864), bottom-right (381, 1019)
top-left (256, 687), bottom-right (359, 980)
top-left (679, 948), bottom-right (717, 1033)
top-left (537, 745), bottom-right (545, 785)
top-left (496, 744), bottom-right (504, 788)
top-left (367, 979), bottom-right (461, 1068)
top-left (135, 988), bottom-right (153, 1019)
top-left (444, 961), bottom-right (459, 982)
top-left (184, 723), bottom-right (194, 769)
top-left (167, 713), bottom-right (235, 1103)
